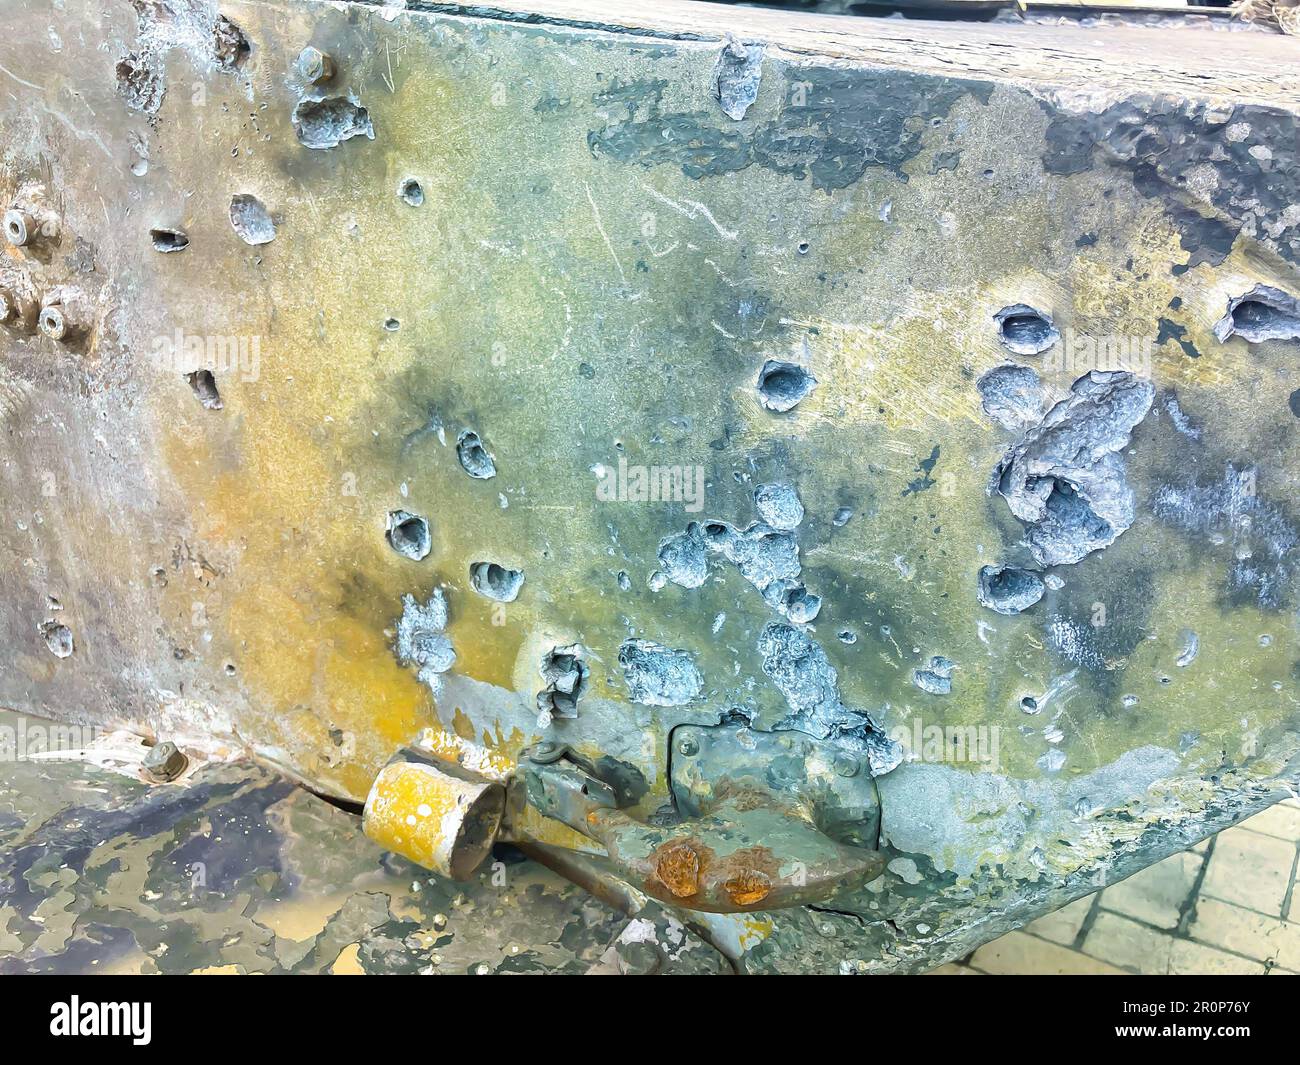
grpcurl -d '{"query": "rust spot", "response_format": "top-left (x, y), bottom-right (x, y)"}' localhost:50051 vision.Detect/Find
top-left (651, 839), bottom-right (702, 898)
top-left (722, 870), bottom-right (772, 906)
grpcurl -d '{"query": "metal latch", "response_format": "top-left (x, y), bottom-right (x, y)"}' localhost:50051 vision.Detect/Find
top-left (362, 724), bottom-right (884, 913)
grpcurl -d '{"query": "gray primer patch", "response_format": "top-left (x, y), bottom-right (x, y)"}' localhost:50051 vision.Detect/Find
top-left (292, 96), bottom-right (374, 150)
top-left (753, 483), bottom-right (804, 529)
top-left (656, 523), bottom-right (708, 589)
top-left (977, 364), bottom-right (1046, 432)
top-left (39, 620), bottom-right (74, 658)
top-left (1213, 285), bottom-right (1300, 343)
top-left (1041, 97), bottom-right (1300, 268)
top-left (1153, 464), bottom-right (1297, 610)
top-left (879, 745), bottom-right (1180, 877)
top-left (386, 510), bottom-right (431, 561)
top-left (537, 644), bottom-right (589, 721)
top-left (756, 360), bottom-right (816, 412)
top-left (913, 656), bottom-right (955, 696)
top-left (757, 622), bottom-right (902, 775)
top-left (469, 561), bottom-right (524, 602)
top-left (395, 590), bottom-right (455, 694)
top-left (456, 430), bottom-right (497, 479)
top-left (992, 370), bottom-right (1154, 567)
top-left (588, 67), bottom-right (993, 192)
top-left (713, 39), bottom-right (763, 122)
top-left (977, 565), bottom-right (1045, 615)
top-left (229, 194), bottom-right (276, 245)
top-left (994, 304), bottom-right (1060, 357)
top-left (618, 639), bottom-right (702, 707)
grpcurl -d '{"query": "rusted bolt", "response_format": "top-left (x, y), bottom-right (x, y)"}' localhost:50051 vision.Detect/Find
top-left (675, 734), bottom-right (699, 757)
top-left (296, 46), bottom-right (334, 85)
top-left (143, 740), bottom-right (188, 782)
top-left (833, 753), bottom-right (860, 778)
top-left (3, 208), bottom-right (35, 247)
top-left (37, 303), bottom-right (70, 342)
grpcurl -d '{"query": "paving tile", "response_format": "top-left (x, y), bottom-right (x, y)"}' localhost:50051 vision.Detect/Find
top-left (1188, 898), bottom-right (1300, 970)
top-left (1201, 826), bottom-right (1295, 916)
top-left (1025, 894), bottom-right (1094, 946)
top-left (971, 931), bottom-right (1127, 975)
top-left (1099, 851), bottom-right (1201, 930)
top-left (1083, 912), bottom-right (1174, 974)
top-left (1168, 939), bottom-right (1267, 975)
top-left (1239, 802), bottom-right (1300, 842)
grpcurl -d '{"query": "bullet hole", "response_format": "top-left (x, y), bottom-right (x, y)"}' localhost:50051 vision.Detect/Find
top-left (1213, 285), bottom-right (1300, 343)
top-left (150, 227), bottom-right (189, 253)
top-left (977, 564), bottom-right (1045, 615)
top-left (39, 620), bottom-right (74, 658)
top-left (399, 178), bottom-right (425, 207)
top-left (656, 523), bottom-right (708, 588)
top-left (976, 363), bottom-right (1045, 432)
top-left (456, 430), bottom-right (497, 479)
top-left (116, 53), bottom-right (164, 113)
top-left (186, 370), bottom-right (223, 410)
top-left (1176, 630), bottom-right (1199, 668)
top-left (386, 510), bottom-right (431, 561)
top-left (537, 644), bottom-right (589, 720)
top-left (229, 194), bottom-right (276, 245)
top-left (291, 96), bottom-right (374, 150)
top-left (469, 561), bottom-right (524, 602)
top-left (797, 241), bottom-right (810, 255)
top-left (756, 359), bottom-right (816, 412)
top-left (150, 566), bottom-right (168, 587)
top-left (618, 638), bottom-right (702, 707)
top-left (837, 629), bottom-right (857, 644)
top-left (383, 317), bottom-right (400, 331)
top-left (578, 362), bottom-right (596, 379)
top-left (1020, 695), bottom-right (1039, 714)
top-left (224, 662), bottom-right (237, 676)
top-left (993, 371), bottom-right (1154, 567)
top-left (913, 656), bottom-right (955, 696)
top-left (753, 483), bottom-right (804, 530)
top-left (617, 570), bottom-right (631, 591)
top-left (763, 579), bottom-right (821, 623)
top-left (994, 304), bottom-right (1059, 356)
top-left (212, 15), bottom-right (251, 70)
top-left (395, 590), bottom-right (455, 694)
top-left (1290, 389), bottom-right (1300, 418)
top-left (832, 506), bottom-right (854, 527)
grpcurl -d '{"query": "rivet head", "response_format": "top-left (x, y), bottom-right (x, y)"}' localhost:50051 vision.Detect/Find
top-left (38, 304), bottom-right (68, 342)
top-left (4, 209), bottom-right (34, 247)
top-left (833, 754), bottom-right (860, 778)
top-left (143, 740), bottom-right (188, 782)
top-left (296, 46), bottom-right (334, 85)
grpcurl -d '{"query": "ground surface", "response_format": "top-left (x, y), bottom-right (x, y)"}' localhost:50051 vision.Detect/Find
top-left (930, 797), bottom-right (1300, 974)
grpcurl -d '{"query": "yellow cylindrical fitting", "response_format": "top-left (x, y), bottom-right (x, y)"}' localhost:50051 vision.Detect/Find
top-left (362, 756), bottom-right (506, 880)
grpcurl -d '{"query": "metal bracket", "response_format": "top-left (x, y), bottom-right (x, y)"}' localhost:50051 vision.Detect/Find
top-left (668, 722), bottom-right (881, 850)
